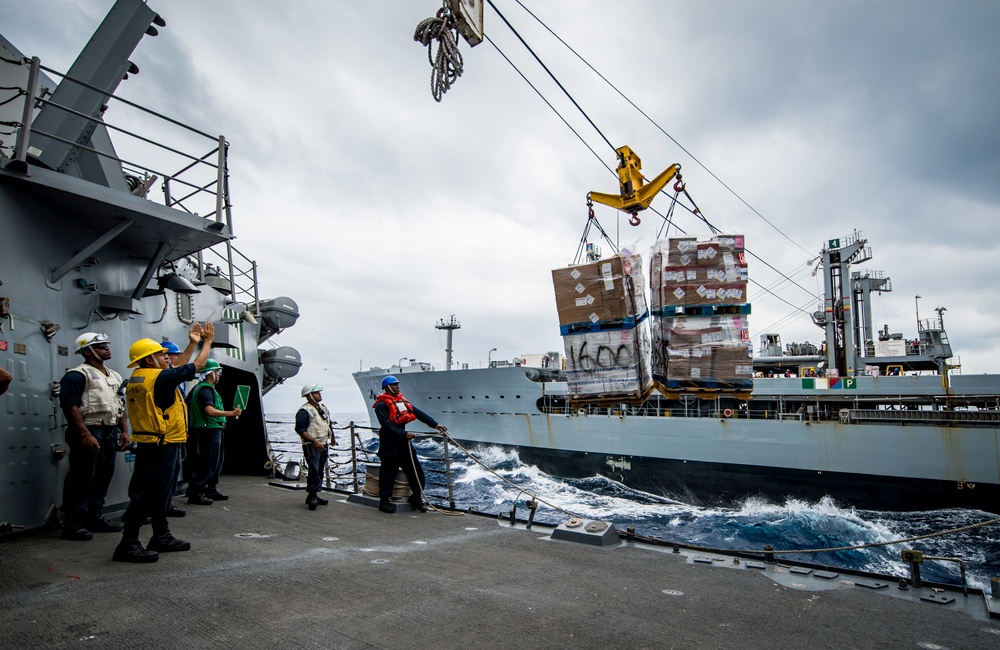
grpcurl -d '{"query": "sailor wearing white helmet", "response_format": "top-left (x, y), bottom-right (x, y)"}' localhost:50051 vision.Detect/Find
top-left (58, 332), bottom-right (129, 541)
top-left (295, 384), bottom-right (335, 510)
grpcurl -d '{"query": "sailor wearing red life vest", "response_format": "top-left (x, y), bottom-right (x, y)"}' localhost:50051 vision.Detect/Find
top-left (373, 375), bottom-right (447, 514)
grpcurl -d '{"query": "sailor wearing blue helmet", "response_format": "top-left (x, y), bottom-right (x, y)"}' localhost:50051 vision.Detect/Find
top-left (372, 375), bottom-right (447, 514)
top-left (161, 339), bottom-right (188, 518)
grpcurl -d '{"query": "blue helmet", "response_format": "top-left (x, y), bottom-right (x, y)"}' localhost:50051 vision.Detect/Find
top-left (163, 340), bottom-right (181, 355)
top-left (381, 375), bottom-right (399, 389)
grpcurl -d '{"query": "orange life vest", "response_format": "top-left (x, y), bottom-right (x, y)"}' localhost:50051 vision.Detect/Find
top-left (374, 392), bottom-right (417, 426)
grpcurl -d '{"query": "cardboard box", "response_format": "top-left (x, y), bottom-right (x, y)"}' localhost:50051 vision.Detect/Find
top-left (552, 253), bottom-right (647, 327)
top-left (651, 314), bottom-right (752, 384)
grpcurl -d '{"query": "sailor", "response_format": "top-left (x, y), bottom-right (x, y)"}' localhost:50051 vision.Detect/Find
top-left (185, 359), bottom-right (241, 505)
top-left (373, 376), bottom-right (447, 514)
top-left (162, 340), bottom-right (187, 518)
top-left (295, 384), bottom-right (334, 510)
top-left (112, 323), bottom-right (214, 563)
top-left (58, 332), bottom-right (129, 541)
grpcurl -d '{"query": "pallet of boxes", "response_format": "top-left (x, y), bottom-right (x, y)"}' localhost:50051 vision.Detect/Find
top-left (551, 251), bottom-right (653, 407)
top-left (649, 235), bottom-right (753, 394)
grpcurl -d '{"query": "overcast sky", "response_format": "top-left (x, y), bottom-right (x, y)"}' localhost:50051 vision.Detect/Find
top-left (7, 0), bottom-right (1000, 413)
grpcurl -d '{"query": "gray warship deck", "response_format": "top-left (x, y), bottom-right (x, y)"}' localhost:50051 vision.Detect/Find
top-left (1, 476), bottom-right (997, 649)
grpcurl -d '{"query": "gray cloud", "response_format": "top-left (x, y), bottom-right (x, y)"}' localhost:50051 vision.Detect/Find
top-left (11, 0), bottom-right (1000, 411)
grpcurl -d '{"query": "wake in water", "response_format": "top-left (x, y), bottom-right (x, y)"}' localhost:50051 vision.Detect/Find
top-left (424, 440), bottom-right (1000, 590)
top-left (267, 416), bottom-right (1000, 590)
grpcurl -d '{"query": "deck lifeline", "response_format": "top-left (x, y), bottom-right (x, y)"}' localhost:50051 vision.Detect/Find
top-left (1, 476), bottom-right (998, 649)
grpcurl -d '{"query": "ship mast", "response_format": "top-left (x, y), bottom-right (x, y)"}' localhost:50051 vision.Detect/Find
top-left (435, 315), bottom-right (461, 371)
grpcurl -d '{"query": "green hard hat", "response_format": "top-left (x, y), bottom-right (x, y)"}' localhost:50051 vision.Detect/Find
top-left (203, 359), bottom-right (222, 372)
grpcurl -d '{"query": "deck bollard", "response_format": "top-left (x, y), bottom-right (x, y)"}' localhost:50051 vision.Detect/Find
top-left (902, 549), bottom-right (923, 588)
top-left (763, 544), bottom-right (776, 564)
top-left (443, 437), bottom-right (456, 509)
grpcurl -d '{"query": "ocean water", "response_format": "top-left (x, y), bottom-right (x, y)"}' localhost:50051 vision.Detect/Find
top-left (265, 412), bottom-right (1000, 591)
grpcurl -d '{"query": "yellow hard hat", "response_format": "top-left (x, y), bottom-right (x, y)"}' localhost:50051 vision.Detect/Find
top-left (128, 338), bottom-right (167, 367)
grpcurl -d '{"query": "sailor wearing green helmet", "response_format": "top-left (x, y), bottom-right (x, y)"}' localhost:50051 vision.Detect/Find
top-left (185, 358), bottom-right (242, 505)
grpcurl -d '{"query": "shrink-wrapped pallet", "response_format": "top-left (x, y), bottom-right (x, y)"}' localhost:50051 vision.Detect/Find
top-left (651, 235), bottom-right (748, 312)
top-left (649, 233), bottom-right (752, 389)
top-left (561, 321), bottom-right (652, 399)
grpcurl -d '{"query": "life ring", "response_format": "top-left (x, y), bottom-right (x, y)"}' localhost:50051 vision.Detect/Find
top-left (723, 409), bottom-right (733, 418)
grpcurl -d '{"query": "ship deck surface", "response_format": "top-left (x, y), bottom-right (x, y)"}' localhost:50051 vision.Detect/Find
top-left (1, 476), bottom-right (997, 648)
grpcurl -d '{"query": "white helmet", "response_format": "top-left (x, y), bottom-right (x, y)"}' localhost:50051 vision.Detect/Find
top-left (75, 332), bottom-right (109, 354)
top-left (301, 383), bottom-right (323, 397)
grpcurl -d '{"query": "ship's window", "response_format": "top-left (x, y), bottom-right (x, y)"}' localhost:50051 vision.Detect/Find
top-left (515, 395), bottom-right (520, 399)
top-left (485, 395), bottom-right (489, 399)
top-left (459, 396), bottom-right (463, 399)
top-left (471, 396), bottom-right (475, 399)
top-left (500, 395), bottom-right (505, 399)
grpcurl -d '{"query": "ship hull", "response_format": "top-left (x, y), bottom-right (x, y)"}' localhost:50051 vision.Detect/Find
top-left (355, 366), bottom-right (1000, 513)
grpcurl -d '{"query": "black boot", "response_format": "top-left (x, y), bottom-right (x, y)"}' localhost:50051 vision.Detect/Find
top-left (61, 512), bottom-right (93, 542)
top-left (306, 493), bottom-right (318, 511)
top-left (86, 510), bottom-right (124, 533)
top-left (408, 493), bottom-right (428, 513)
top-left (315, 495), bottom-right (329, 506)
top-left (378, 498), bottom-right (396, 514)
top-left (147, 533), bottom-right (191, 552)
top-left (113, 526), bottom-right (158, 563)
top-left (187, 491), bottom-right (213, 506)
top-left (204, 488), bottom-right (228, 501)
top-left (148, 522), bottom-right (191, 552)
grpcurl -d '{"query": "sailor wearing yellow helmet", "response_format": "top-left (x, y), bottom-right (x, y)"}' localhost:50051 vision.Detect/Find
top-left (111, 322), bottom-right (214, 564)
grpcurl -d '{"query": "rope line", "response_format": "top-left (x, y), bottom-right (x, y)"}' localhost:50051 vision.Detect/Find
top-left (631, 517), bottom-right (1000, 557)
top-left (294, 423), bottom-right (998, 560)
top-left (434, 432), bottom-right (585, 520)
top-left (414, 4), bottom-right (464, 102)
top-left (426, 433), bottom-right (999, 557)
top-left (485, 0), bottom-right (614, 153)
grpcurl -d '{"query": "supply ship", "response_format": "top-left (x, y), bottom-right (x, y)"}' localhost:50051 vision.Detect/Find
top-left (355, 230), bottom-right (1000, 514)
top-left (0, 0), bottom-right (303, 536)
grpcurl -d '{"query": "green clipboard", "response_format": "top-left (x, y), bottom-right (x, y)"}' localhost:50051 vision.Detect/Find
top-left (233, 385), bottom-right (251, 411)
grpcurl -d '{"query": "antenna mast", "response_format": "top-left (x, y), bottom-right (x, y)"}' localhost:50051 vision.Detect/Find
top-left (435, 315), bottom-right (461, 370)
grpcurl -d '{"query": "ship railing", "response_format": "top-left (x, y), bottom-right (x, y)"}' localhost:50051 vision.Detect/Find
top-left (6, 56), bottom-right (262, 316)
top-left (9, 57), bottom-right (231, 226)
top-left (847, 409), bottom-right (1000, 425)
top-left (918, 318), bottom-right (945, 333)
top-left (282, 423), bottom-right (459, 510)
top-left (198, 245), bottom-right (260, 316)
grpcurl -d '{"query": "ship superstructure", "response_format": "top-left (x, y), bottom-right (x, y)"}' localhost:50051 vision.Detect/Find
top-left (0, 0), bottom-right (301, 536)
